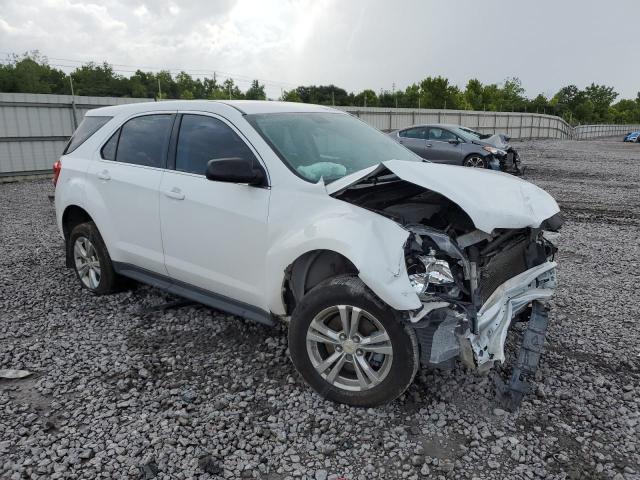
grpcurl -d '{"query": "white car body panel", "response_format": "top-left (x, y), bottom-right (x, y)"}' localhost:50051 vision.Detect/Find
top-left (265, 181), bottom-right (421, 315)
top-left (159, 170), bottom-right (271, 308)
top-left (86, 158), bottom-right (166, 274)
top-left (55, 100), bottom-right (557, 319)
top-left (326, 160), bottom-right (560, 233)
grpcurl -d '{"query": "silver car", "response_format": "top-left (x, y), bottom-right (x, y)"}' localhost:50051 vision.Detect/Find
top-left (388, 124), bottom-right (515, 172)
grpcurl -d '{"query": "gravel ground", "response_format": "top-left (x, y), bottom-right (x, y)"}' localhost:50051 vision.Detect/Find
top-left (1, 138), bottom-right (639, 480)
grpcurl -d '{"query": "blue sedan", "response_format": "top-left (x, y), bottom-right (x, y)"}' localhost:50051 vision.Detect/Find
top-left (623, 131), bottom-right (640, 142)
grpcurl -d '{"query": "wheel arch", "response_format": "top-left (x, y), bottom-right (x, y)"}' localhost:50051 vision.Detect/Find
top-left (282, 249), bottom-right (359, 316)
top-left (62, 205), bottom-right (95, 242)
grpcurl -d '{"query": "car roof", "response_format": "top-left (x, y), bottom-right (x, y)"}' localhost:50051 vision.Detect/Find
top-left (86, 100), bottom-right (341, 117)
top-left (401, 123), bottom-right (465, 130)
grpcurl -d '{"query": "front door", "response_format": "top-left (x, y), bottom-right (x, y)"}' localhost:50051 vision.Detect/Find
top-left (159, 113), bottom-right (270, 309)
top-left (426, 127), bottom-right (464, 163)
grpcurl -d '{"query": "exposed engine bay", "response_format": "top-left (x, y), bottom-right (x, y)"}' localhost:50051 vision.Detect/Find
top-left (334, 170), bottom-right (563, 409)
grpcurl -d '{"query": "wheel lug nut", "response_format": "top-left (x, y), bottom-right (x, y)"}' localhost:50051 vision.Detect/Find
top-left (339, 334), bottom-right (347, 341)
top-left (336, 346), bottom-right (342, 352)
top-left (352, 336), bottom-right (360, 343)
top-left (356, 349), bottom-right (363, 356)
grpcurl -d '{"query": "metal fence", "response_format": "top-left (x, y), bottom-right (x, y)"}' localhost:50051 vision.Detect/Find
top-left (0, 93), bottom-right (152, 177)
top-left (573, 124), bottom-right (640, 140)
top-left (337, 107), bottom-right (576, 139)
top-left (1, 93), bottom-right (638, 177)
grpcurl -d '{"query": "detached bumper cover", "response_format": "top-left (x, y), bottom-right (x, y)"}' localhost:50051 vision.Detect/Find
top-left (461, 261), bottom-right (557, 370)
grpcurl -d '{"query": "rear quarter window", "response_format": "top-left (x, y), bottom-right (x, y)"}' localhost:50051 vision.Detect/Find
top-left (64, 116), bottom-right (112, 154)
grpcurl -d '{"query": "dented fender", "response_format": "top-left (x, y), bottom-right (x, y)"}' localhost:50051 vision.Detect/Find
top-left (265, 184), bottom-right (421, 316)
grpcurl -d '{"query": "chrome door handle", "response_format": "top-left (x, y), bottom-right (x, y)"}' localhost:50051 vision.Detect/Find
top-left (164, 188), bottom-right (185, 200)
top-left (426, 144), bottom-right (432, 148)
top-left (97, 170), bottom-right (111, 181)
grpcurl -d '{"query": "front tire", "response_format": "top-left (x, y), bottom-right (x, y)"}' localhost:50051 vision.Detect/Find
top-left (69, 222), bottom-right (120, 294)
top-left (463, 155), bottom-right (487, 168)
top-left (288, 276), bottom-right (419, 407)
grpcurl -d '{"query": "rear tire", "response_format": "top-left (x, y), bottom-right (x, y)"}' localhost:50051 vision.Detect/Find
top-left (288, 276), bottom-right (419, 407)
top-left (68, 222), bottom-right (120, 294)
top-left (463, 155), bottom-right (487, 168)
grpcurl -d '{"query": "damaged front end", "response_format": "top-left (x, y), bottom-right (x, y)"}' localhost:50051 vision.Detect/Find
top-left (404, 220), bottom-right (560, 410)
top-left (330, 161), bottom-right (563, 409)
top-left (404, 224), bottom-right (558, 373)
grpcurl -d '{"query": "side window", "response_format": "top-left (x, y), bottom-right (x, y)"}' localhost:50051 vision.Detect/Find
top-left (64, 116), bottom-right (112, 154)
top-left (116, 114), bottom-right (174, 168)
top-left (101, 130), bottom-right (119, 160)
top-left (175, 114), bottom-right (257, 175)
top-left (400, 127), bottom-right (427, 139)
top-left (428, 128), bottom-right (456, 141)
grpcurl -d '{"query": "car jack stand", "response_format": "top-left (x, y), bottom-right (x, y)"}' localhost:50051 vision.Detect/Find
top-left (494, 301), bottom-right (549, 412)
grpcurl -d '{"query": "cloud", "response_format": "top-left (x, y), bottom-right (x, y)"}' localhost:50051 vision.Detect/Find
top-left (0, 0), bottom-right (638, 99)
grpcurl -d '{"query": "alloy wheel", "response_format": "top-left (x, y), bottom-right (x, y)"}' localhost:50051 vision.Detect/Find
top-left (73, 236), bottom-right (101, 289)
top-left (464, 156), bottom-right (486, 168)
top-left (305, 305), bottom-right (393, 392)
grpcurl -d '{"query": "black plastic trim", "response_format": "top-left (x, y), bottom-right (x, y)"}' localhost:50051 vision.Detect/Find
top-left (113, 262), bottom-right (274, 326)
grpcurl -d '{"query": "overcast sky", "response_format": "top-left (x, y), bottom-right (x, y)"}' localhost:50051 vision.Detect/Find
top-left (1, 0), bottom-right (638, 100)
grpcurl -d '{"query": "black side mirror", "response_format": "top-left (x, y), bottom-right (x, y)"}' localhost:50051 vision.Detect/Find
top-left (448, 138), bottom-right (460, 144)
top-left (206, 157), bottom-right (266, 187)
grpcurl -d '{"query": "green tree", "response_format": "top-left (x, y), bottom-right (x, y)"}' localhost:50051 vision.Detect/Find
top-left (280, 89), bottom-right (302, 102)
top-left (419, 76), bottom-right (464, 109)
top-left (71, 62), bottom-right (127, 96)
top-left (221, 78), bottom-right (244, 99)
top-left (464, 79), bottom-right (485, 110)
top-left (245, 80), bottom-right (266, 100)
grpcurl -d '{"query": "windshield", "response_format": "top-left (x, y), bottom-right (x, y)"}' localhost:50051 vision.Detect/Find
top-left (455, 127), bottom-right (482, 141)
top-left (246, 112), bottom-right (421, 183)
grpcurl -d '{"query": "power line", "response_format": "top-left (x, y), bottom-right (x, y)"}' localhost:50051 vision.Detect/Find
top-left (0, 50), bottom-right (297, 89)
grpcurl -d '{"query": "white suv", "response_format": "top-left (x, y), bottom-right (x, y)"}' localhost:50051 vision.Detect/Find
top-left (54, 100), bottom-right (562, 407)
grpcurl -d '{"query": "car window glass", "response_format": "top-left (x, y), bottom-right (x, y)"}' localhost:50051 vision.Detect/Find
top-left (176, 115), bottom-right (257, 175)
top-left (116, 114), bottom-right (173, 168)
top-left (428, 128), bottom-right (457, 141)
top-left (64, 116), bottom-right (112, 154)
top-left (101, 130), bottom-right (119, 160)
top-left (249, 112), bottom-right (421, 183)
top-left (400, 127), bottom-right (426, 139)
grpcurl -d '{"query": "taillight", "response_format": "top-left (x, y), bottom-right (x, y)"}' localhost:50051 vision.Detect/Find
top-left (52, 160), bottom-right (62, 187)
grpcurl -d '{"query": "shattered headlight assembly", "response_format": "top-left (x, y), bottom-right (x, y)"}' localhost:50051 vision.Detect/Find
top-left (408, 254), bottom-right (455, 294)
top-left (542, 230), bottom-right (561, 247)
top-left (482, 146), bottom-right (507, 156)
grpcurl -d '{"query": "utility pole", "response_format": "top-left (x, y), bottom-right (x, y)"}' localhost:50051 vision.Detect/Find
top-left (418, 97), bottom-right (420, 110)
top-left (157, 78), bottom-right (162, 99)
top-left (69, 75), bottom-right (78, 129)
top-left (364, 93), bottom-right (366, 108)
top-left (332, 90), bottom-right (335, 106)
top-left (229, 83), bottom-right (232, 100)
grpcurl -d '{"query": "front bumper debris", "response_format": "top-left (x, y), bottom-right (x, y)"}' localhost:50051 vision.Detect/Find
top-left (494, 300), bottom-right (549, 411)
top-left (461, 261), bottom-right (556, 370)
top-left (410, 261), bottom-right (557, 408)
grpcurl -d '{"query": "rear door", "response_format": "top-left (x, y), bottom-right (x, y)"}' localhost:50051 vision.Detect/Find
top-left (426, 127), bottom-right (463, 163)
top-left (86, 113), bottom-right (175, 274)
top-left (159, 113), bottom-right (270, 309)
top-left (397, 127), bottom-right (429, 159)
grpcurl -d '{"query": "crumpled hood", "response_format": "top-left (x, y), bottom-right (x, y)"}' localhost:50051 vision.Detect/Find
top-left (480, 134), bottom-right (510, 150)
top-left (326, 160), bottom-right (560, 233)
